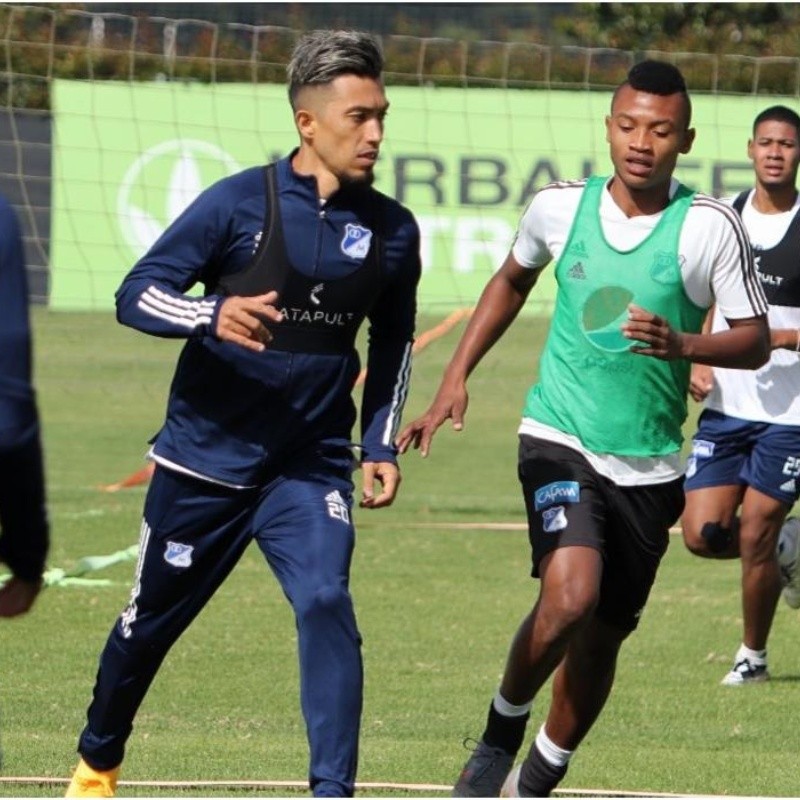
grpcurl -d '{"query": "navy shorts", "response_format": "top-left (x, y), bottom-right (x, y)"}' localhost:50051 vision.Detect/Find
top-left (684, 409), bottom-right (800, 505)
top-left (518, 435), bottom-right (684, 632)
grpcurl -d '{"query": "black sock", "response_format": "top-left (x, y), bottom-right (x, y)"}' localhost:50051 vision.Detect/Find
top-left (481, 701), bottom-right (529, 756)
top-left (517, 743), bottom-right (568, 797)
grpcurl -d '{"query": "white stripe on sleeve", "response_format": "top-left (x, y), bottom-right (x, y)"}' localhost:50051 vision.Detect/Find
top-left (137, 285), bottom-right (217, 330)
top-left (381, 341), bottom-right (413, 446)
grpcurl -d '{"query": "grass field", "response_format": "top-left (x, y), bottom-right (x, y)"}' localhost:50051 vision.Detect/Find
top-left (2, 308), bottom-right (799, 798)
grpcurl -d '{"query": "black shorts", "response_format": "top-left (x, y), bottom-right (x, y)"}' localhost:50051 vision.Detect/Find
top-left (518, 435), bottom-right (685, 632)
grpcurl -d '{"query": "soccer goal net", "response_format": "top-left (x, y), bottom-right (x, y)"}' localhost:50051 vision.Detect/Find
top-left (4, 3), bottom-right (800, 313)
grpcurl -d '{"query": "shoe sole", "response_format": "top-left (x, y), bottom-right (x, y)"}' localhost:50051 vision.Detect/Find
top-left (721, 672), bottom-right (770, 686)
top-left (778, 518), bottom-right (800, 600)
top-left (783, 588), bottom-right (800, 609)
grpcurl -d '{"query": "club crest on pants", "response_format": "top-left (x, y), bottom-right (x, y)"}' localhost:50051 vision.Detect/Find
top-left (164, 541), bottom-right (194, 568)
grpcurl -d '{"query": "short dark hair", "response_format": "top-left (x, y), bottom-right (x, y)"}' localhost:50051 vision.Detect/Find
top-left (752, 104), bottom-right (800, 138)
top-left (614, 59), bottom-right (692, 128)
top-left (287, 30), bottom-right (383, 110)
top-left (627, 60), bottom-right (688, 96)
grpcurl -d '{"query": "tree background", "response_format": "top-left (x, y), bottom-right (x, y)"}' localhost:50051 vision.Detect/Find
top-left (85, 2), bottom-right (800, 56)
top-left (5, 3), bottom-right (800, 107)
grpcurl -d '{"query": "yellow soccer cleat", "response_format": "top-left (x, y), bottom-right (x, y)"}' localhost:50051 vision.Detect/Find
top-left (65, 758), bottom-right (120, 798)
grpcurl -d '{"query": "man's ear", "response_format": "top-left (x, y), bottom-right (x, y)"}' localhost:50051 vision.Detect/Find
top-left (295, 108), bottom-right (315, 141)
top-left (681, 126), bottom-right (696, 155)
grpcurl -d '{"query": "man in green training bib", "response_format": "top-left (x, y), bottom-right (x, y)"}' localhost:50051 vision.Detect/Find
top-left (397, 61), bottom-right (770, 797)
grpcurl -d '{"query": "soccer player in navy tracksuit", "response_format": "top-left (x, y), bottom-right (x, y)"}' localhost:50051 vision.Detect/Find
top-left (67, 31), bottom-right (421, 798)
top-left (0, 192), bottom-right (49, 617)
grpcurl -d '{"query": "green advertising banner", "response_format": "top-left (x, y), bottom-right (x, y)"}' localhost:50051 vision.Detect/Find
top-left (50, 79), bottom-right (789, 313)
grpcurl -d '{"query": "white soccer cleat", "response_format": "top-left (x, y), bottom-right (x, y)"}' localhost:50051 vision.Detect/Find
top-left (777, 517), bottom-right (800, 609)
top-left (499, 764), bottom-right (521, 798)
top-left (721, 657), bottom-right (770, 686)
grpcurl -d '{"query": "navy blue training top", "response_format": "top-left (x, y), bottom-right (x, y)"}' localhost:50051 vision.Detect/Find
top-left (115, 152), bottom-right (422, 487)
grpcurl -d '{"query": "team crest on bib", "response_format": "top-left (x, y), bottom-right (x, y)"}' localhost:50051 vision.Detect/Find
top-left (164, 541), bottom-right (194, 568)
top-left (341, 223), bottom-right (372, 259)
top-left (650, 250), bottom-right (681, 284)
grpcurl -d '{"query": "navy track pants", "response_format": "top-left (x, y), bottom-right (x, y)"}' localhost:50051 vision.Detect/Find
top-left (78, 465), bottom-right (363, 797)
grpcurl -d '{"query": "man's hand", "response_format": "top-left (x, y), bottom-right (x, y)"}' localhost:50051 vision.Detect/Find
top-left (360, 461), bottom-right (400, 509)
top-left (395, 380), bottom-right (469, 458)
top-left (622, 303), bottom-right (684, 360)
top-left (689, 363), bottom-right (714, 402)
top-left (0, 575), bottom-right (42, 618)
top-left (216, 291), bottom-right (283, 352)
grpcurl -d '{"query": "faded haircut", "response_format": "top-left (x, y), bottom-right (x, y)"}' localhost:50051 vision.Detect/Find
top-left (613, 59), bottom-right (692, 128)
top-left (287, 30), bottom-right (383, 109)
top-left (753, 104), bottom-right (800, 139)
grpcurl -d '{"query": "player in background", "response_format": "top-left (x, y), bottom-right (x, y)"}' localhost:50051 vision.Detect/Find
top-left (66, 29), bottom-right (421, 798)
top-left (398, 61), bottom-right (769, 797)
top-left (0, 192), bottom-right (49, 618)
top-left (681, 105), bottom-right (800, 686)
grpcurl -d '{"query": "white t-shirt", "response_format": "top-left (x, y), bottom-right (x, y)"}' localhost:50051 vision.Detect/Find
top-left (704, 189), bottom-right (800, 425)
top-left (512, 177), bottom-right (767, 485)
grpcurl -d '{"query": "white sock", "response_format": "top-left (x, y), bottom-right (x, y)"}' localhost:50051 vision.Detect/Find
top-left (536, 725), bottom-right (573, 768)
top-left (736, 643), bottom-right (766, 664)
top-left (492, 691), bottom-right (532, 718)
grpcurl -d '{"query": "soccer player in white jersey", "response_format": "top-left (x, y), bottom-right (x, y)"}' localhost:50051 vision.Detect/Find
top-left (682, 105), bottom-right (800, 686)
top-left (397, 61), bottom-right (769, 797)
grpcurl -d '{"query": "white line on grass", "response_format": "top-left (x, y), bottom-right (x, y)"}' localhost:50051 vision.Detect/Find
top-left (358, 522), bottom-right (684, 534)
top-left (0, 778), bottom-right (786, 798)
